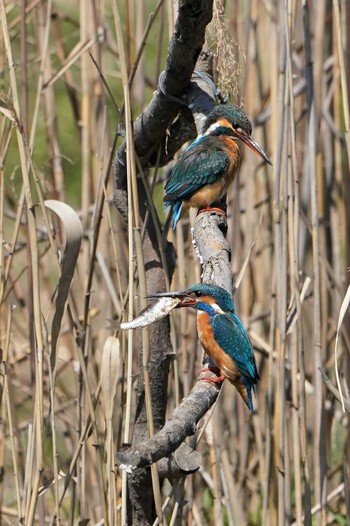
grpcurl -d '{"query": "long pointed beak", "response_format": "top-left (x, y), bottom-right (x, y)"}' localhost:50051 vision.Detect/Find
top-left (147, 290), bottom-right (196, 307)
top-left (147, 291), bottom-right (185, 299)
top-left (240, 133), bottom-right (272, 165)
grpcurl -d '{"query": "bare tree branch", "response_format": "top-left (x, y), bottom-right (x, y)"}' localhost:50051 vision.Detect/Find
top-left (117, 380), bottom-right (220, 472)
top-left (193, 211), bottom-right (232, 291)
top-left (320, 368), bottom-right (350, 414)
top-left (112, 2), bottom-right (219, 524)
top-left (116, 212), bottom-right (231, 472)
top-left (114, 0), bottom-right (214, 192)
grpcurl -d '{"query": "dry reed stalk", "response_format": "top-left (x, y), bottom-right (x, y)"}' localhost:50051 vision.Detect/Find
top-left (129, 0), bottom-right (165, 90)
top-left (101, 336), bottom-right (121, 525)
top-left (112, 5), bottom-right (137, 524)
top-left (333, 0), bottom-right (350, 169)
top-left (206, 418), bottom-right (224, 526)
top-left (3, 306), bottom-right (22, 520)
top-left (0, 0), bottom-right (349, 524)
top-left (302, 4), bottom-right (327, 525)
top-left (113, 2), bottom-right (165, 522)
top-left (36, 5), bottom-right (65, 204)
top-left (220, 448), bottom-right (246, 525)
top-left (175, 224), bottom-right (189, 395)
top-left (1, 4), bottom-right (45, 523)
top-left (286, 11), bottom-right (303, 526)
top-left (20, 0), bottom-right (28, 137)
top-left (80, 3), bottom-right (93, 205)
top-left (127, 89), bottom-right (164, 524)
top-left (76, 33), bottom-right (96, 525)
top-left (270, 2), bottom-right (287, 524)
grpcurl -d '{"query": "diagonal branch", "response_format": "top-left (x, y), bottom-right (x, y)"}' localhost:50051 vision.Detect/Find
top-left (112, 2), bottom-right (220, 523)
top-left (116, 212), bottom-right (231, 472)
top-left (117, 380), bottom-right (220, 472)
top-left (114, 0), bottom-right (214, 192)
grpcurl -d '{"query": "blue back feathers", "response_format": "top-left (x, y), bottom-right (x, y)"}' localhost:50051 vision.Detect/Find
top-left (164, 136), bottom-right (229, 199)
top-left (188, 283), bottom-right (258, 412)
top-left (164, 105), bottom-right (251, 229)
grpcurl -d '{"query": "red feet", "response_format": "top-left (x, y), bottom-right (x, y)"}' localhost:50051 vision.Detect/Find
top-left (200, 367), bottom-right (225, 384)
top-left (197, 206), bottom-right (226, 216)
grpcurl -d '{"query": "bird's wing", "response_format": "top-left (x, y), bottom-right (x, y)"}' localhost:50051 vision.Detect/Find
top-left (164, 137), bottom-right (230, 202)
top-left (212, 313), bottom-right (258, 383)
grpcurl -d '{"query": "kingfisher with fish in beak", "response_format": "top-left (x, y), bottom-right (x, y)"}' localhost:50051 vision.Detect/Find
top-left (148, 283), bottom-right (259, 413)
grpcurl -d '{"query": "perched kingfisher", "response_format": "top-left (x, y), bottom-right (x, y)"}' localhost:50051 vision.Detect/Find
top-left (149, 283), bottom-right (259, 412)
top-left (164, 104), bottom-right (272, 228)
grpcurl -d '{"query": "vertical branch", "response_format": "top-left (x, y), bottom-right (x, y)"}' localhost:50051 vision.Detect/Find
top-left (262, 5), bottom-right (278, 524)
top-left (0, 4), bottom-right (47, 524)
top-left (285, 3), bottom-right (299, 522)
top-left (111, 5), bottom-right (138, 524)
top-left (333, 0), bottom-right (350, 166)
top-left (343, 0), bottom-right (350, 493)
top-left (113, 2), bottom-right (214, 524)
top-left (302, 2), bottom-right (327, 523)
top-left (20, 0), bottom-right (28, 136)
top-left (272, 2), bottom-right (287, 524)
top-left (80, 0), bottom-right (91, 232)
top-left (285, 3), bottom-right (310, 524)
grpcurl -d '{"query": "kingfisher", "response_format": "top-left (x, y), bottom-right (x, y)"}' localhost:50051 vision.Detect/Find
top-left (148, 283), bottom-right (259, 412)
top-left (164, 104), bottom-right (272, 228)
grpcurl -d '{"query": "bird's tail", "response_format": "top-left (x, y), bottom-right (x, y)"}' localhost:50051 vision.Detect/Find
top-left (228, 377), bottom-right (255, 413)
top-left (164, 201), bottom-right (182, 229)
top-left (245, 386), bottom-right (254, 414)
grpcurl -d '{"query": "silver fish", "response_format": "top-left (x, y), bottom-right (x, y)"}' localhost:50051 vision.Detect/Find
top-left (120, 296), bottom-right (180, 330)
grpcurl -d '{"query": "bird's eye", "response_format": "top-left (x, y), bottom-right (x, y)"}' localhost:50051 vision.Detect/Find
top-left (195, 291), bottom-right (202, 297)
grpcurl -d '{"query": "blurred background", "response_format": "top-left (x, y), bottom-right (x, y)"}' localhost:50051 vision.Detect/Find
top-left (0, 1), bottom-right (349, 524)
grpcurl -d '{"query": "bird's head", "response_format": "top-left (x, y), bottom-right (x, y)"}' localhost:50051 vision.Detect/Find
top-left (202, 104), bottom-right (272, 165)
top-left (148, 283), bottom-right (235, 314)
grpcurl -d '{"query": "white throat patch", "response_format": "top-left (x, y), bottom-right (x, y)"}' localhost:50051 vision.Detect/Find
top-left (204, 122), bottom-right (221, 135)
top-left (212, 303), bottom-right (225, 314)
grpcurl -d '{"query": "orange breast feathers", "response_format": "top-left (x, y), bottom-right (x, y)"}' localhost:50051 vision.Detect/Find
top-left (222, 136), bottom-right (241, 182)
top-left (184, 138), bottom-right (240, 210)
top-left (197, 311), bottom-right (241, 382)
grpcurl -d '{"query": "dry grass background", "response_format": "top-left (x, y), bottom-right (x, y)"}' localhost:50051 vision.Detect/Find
top-left (0, 0), bottom-right (349, 524)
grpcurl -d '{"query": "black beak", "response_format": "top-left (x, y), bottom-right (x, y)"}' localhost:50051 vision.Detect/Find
top-left (235, 130), bottom-right (272, 165)
top-left (147, 290), bottom-right (196, 307)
